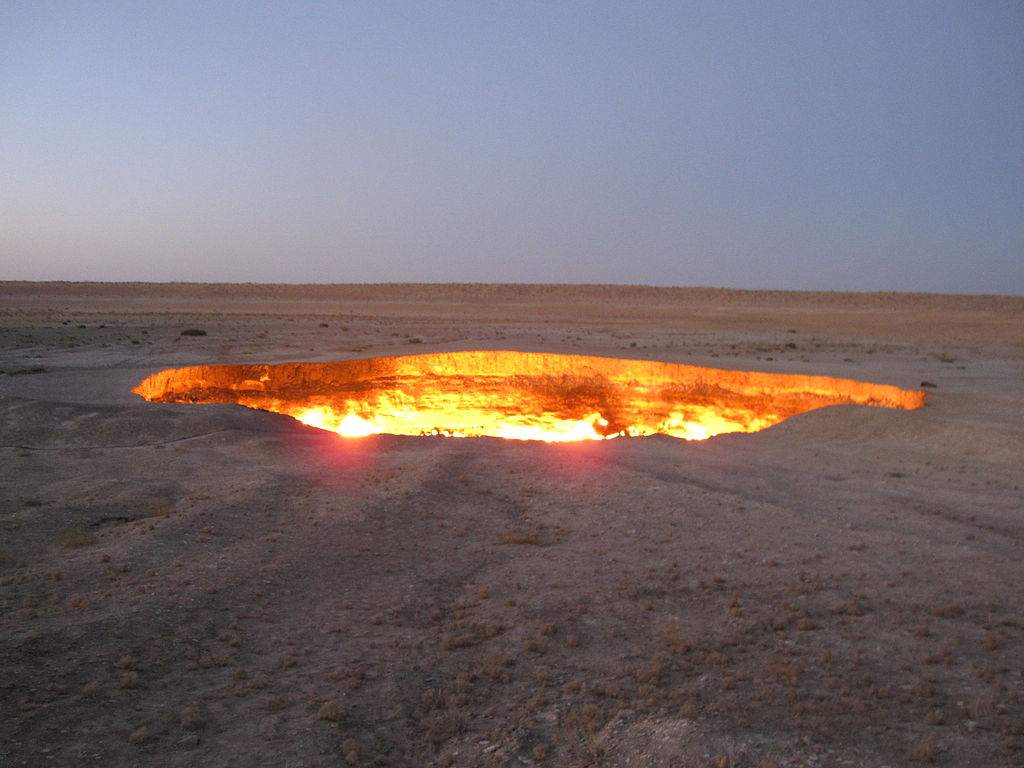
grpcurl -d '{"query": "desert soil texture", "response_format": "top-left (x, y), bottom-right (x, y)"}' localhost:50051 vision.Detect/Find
top-left (1, 282), bottom-right (1022, 768)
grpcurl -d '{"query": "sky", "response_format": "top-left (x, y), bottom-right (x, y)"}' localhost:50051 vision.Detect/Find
top-left (2, 1), bottom-right (1022, 293)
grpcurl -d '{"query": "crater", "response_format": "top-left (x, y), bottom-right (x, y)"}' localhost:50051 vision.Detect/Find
top-left (132, 351), bottom-right (925, 442)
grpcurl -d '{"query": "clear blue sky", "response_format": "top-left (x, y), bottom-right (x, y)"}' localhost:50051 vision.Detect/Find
top-left (2, 1), bottom-right (1022, 293)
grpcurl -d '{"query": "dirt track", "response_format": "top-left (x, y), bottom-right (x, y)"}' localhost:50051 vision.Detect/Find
top-left (1, 283), bottom-right (1022, 767)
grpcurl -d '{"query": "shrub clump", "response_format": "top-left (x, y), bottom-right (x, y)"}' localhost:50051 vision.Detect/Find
top-left (58, 525), bottom-right (96, 549)
top-left (180, 328), bottom-right (207, 336)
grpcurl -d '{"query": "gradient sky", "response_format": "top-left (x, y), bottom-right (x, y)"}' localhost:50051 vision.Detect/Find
top-left (2, 1), bottom-right (1022, 293)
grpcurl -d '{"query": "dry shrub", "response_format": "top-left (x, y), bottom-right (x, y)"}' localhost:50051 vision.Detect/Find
top-left (981, 632), bottom-right (1004, 651)
top-left (58, 525), bottom-right (96, 549)
top-left (474, 622), bottom-right (505, 640)
top-left (496, 528), bottom-right (546, 546)
top-left (563, 702), bottom-right (607, 735)
top-left (440, 633), bottom-right (478, 652)
top-left (768, 658), bottom-right (800, 687)
top-left (632, 659), bottom-right (666, 685)
top-left (481, 653), bottom-right (513, 682)
top-left (119, 671), bottom-right (140, 689)
top-left (909, 740), bottom-right (937, 763)
top-left (659, 619), bottom-right (691, 655)
top-left (524, 638), bottom-right (548, 655)
top-left (594, 680), bottom-right (623, 698)
top-left (318, 700), bottom-right (345, 722)
top-left (420, 709), bottom-right (467, 744)
top-left (180, 705), bottom-right (205, 730)
top-left (341, 737), bottom-right (360, 764)
top-left (796, 617), bottom-right (818, 631)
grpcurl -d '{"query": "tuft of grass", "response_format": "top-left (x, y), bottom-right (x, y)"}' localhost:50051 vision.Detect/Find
top-left (58, 525), bottom-right (96, 549)
top-left (180, 328), bottom-right (207, 336)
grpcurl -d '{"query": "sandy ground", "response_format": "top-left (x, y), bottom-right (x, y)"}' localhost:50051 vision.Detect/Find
top-left (1, 282), bottom-right (1022, 768)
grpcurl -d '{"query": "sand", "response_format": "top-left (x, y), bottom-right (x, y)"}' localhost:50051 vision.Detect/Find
top-left (1, 282), bottom-right (1022, 767)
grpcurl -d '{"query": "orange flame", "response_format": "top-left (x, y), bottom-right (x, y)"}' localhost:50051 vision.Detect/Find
top-left (132, 351), bottom-right (925, 442)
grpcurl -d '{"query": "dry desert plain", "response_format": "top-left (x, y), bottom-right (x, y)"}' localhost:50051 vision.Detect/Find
top-left (1, 282), bottom-right (1022, 768)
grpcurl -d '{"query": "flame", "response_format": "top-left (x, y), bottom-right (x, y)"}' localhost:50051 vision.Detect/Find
top-left (295, 408), bottom-right (385, 437)
top-left (293, 406), bottom-right (613, 441)
top-left (132, 351), bottom-right (925, 442)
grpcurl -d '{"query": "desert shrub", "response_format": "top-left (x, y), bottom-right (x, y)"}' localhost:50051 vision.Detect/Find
top-left (58, 525), bottom-right (96, 548)
top-left (180, 328), bottom-right (207, 336)
top-left (496, 528), bottom-right (546, 546)
top-left (909, 740), bottom-right (937, 763)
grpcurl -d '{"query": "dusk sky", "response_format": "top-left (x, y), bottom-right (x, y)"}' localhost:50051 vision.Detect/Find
top-left (2, 1), bottom-right (1022, 293)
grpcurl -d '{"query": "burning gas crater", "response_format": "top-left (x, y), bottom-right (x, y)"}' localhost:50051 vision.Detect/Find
top-left (133, 351), bottom-right (925, 442)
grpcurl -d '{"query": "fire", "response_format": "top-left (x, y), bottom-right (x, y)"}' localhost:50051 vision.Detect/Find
top-left (132, 351), bottom-right (925, 442)
top-left (295, 408), bottom-right (385, 437)
top-left (294, 405), bottom-right (613, 441)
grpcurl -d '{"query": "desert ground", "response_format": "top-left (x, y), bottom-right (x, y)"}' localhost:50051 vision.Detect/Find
top-left (1, 282), bottom-right (1021, 768)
